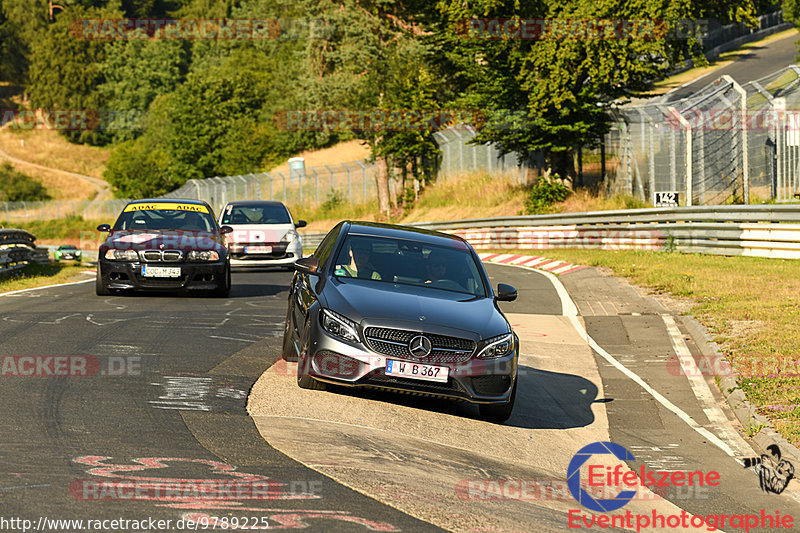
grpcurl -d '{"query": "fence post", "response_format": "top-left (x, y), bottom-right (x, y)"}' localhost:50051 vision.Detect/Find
top-left (724, 75), bottom-right (749, 204)
top-left (323, 164), bottom-right (334, 193)
top-left (453, 129), bottom-right (465, 176)
top-left (669, 107), bottom-right (693, 206)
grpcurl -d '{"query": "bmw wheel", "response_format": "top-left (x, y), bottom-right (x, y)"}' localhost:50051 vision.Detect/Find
top-left (95, 267), bottom-right (111, 296)
top-left (212, 264), bottom-right (231, 298)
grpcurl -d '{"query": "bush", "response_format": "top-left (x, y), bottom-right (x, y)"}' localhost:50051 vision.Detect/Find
top-left (0, 162), bottom-right (51, 202)
top-left (524, 178), bottom-right (571, 214)
top-left (321, 190), bottom-right (345, 212)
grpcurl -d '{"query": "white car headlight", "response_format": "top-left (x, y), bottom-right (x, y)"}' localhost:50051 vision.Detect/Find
top-left (476, 333), bottom-right (515, 359)
top-left (187, 250), bottom-right (220, 261)
top-left (283, 229), bottom-right (299, 242)
top-left (104, 249), bottom-right (139, 261)
top-left (320, 309), bottom-right (360, 343)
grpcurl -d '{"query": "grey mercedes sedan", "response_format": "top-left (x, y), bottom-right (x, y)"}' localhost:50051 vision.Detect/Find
top-left (282, 221), bottom-right (519, 422)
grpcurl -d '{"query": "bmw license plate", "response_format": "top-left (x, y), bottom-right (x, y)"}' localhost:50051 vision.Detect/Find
top-left (385, 359), bottom-right (448, 383)
top-left (244, 245), bottom-right (272, 253)
top-left (141, 265), bottom-right (181, 278)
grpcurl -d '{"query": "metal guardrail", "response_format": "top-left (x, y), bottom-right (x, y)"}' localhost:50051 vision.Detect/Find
top-left (0, 229), bottom-right (50, 273)
top-left (300, 205), bottom-right (800, 259)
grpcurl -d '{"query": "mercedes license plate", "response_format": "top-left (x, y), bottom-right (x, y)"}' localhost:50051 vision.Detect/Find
top-left (385, 359), bottom-right (448, 383)
top-left (141, 265), bottom-right (181, 278)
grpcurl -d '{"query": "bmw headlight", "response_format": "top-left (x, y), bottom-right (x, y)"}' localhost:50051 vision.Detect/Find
top-left (476, 333), bottom-right (515, 359)
top-left (104, 249), bottom-right (139, 261)
top-left (320, 309), bottom-right (360, 343)
top-left (187, 250), bottom-right (220, 261)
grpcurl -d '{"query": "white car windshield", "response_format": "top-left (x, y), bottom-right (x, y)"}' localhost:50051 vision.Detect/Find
top-left (221, 205), bottom-right (292, 225)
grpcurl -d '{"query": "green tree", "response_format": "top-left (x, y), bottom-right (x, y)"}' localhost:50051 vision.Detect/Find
top-left (26, 3), bottom-right (121, 145)
top-left (99, 39), bottom-right (189, 142)
top-left (297, 0), bottom-right (444, 214)
top-left (0, 162), bottom-right (51, 201)
top-left (103, 137), bottom-right (176, 198)
top-left (434, 0), bottom-right (759, 181)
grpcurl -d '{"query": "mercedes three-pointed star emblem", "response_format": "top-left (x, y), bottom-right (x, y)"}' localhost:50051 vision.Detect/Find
top-left (408, 335), bottom-right (432, 358)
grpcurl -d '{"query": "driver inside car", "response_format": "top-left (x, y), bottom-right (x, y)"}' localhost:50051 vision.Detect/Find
top-left (424, 250), bottom-right (449, 283)
top-left (341, 240), bottom-right (382, 280)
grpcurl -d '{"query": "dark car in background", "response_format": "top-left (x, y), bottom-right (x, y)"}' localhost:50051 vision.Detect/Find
top-left (282, 221), bottom-right (520, 422)
top-left (54, 244), bottom-right (81, 262)
top-left (95, 199), bottom-right (232, 297)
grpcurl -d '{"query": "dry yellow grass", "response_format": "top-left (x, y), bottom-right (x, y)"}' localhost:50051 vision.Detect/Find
top-left (297, 172), bottom-right (527, 233)
top-left (0, 128), bottom-right (109, 180)
top-left (4, 163), bottom-right (96, 201)
top-left (268, 140), bottom-right (371, 175)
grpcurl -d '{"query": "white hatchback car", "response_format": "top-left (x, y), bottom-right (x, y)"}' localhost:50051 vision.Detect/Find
top-left (218, 200), bottom-right (306, 269)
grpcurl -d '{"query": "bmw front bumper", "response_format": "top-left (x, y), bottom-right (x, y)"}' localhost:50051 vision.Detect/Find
top-left (98, 259), bottom-right (227, 292)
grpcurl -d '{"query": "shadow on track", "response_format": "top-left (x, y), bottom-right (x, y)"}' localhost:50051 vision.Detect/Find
top-left (319, 365), bottom-right (601, 430)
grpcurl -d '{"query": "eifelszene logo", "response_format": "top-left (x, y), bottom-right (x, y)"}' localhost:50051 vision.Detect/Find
top-left (567, 441), bottom-right (720, 512)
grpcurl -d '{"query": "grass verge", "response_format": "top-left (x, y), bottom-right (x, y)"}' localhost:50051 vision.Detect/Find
top-left (0, 263), bottom-right (90, 294)
top-left (496, 247), bottom-right (800, 445)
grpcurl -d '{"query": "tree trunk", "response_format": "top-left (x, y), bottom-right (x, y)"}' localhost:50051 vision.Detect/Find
top-left (376, 155), bottom-right (390, 216)
top-left (549, 150), bottom-right (575, 187)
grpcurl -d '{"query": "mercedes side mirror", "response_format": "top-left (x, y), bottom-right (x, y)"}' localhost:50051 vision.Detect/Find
top-left (496, 283), bottom-right (517, 302)
top-left (294, 257), bottom-right (319, 275)
top-left (97, 224), bottom-right (111, 232)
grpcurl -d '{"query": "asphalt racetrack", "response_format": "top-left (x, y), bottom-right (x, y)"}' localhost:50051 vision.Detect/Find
top-left (1, 263), bottom-right (799, 532)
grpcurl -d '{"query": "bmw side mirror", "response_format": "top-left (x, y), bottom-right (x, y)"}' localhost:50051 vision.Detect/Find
top-left (496, 283), bottom-right (517, 302)
top-left (296, 220), bottom-right (307, 228)
top-left (295, 257), bottom-right (319, 275)
top-left (219, 225), bottom-right (233, 235)
top-left (97, 224), bottom-right (110, 232)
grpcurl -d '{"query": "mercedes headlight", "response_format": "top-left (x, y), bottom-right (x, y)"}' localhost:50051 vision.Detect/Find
top-left (320, 309), bottom-right (360, 343)
top-left (187, 250), bottom-right (220, 261)
top-left (104, 249), bottom-right (139, 261)
top-left (476, 333), bottom-right (515, 359)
